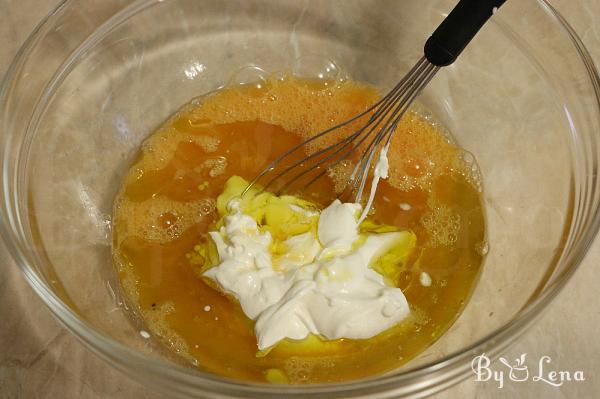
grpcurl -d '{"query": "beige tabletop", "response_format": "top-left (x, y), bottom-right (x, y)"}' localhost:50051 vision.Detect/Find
top-left (1, 1), bottom-right (599, 398)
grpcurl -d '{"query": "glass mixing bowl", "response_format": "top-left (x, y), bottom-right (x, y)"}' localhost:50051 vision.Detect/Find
top-left (1, 0), bottom-right (599, 397)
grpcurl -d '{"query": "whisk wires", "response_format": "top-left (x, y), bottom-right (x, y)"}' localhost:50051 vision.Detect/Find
top-left (243, 57), bottom-right (439, 214)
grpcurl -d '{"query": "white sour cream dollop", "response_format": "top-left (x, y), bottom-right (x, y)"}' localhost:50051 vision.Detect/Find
top-left (204, 199), bottom-right (410, 350)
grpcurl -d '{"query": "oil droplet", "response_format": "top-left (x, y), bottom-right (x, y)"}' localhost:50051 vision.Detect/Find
top-left (158, 212), bottom-right (178, 229)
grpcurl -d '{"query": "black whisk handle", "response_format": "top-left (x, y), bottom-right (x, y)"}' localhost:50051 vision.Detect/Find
top-left (424, 0), bottom-right (507, 67)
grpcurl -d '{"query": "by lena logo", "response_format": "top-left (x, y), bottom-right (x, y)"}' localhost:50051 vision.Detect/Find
top-left (471, 353), bottom-right (585, 389)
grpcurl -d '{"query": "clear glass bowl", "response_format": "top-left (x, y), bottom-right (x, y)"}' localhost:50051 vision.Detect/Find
top-left (1, 0), bottom-right (599, 397)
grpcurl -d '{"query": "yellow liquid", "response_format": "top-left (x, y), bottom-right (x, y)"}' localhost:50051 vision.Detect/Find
top-left (112, 76), bottom-right (485, 383)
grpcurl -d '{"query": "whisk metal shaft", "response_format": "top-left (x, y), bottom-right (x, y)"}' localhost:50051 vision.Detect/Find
top-left (244, 0), bottom-right (507, 213)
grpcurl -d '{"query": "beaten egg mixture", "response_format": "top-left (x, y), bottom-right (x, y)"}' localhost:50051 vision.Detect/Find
top-left (112, 75), bottom-right (485, 383)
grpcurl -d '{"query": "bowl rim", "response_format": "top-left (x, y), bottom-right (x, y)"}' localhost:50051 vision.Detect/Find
top-left (1, 0), bottom-right (600, 397)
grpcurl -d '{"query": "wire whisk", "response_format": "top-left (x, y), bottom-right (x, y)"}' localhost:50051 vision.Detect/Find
top-left (244, 0), bottom-right (507, 218)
